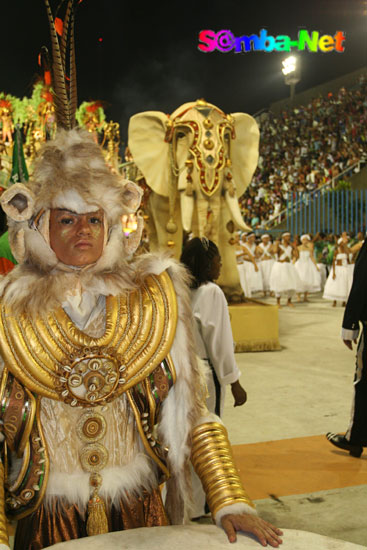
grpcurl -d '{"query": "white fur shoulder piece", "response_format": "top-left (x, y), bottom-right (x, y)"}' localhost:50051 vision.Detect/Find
top-left (133, 251), bottom-right (180, 278)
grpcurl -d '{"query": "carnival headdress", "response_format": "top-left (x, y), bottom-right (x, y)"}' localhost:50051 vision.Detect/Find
top-left (0, 0), bottom-right (143, 269)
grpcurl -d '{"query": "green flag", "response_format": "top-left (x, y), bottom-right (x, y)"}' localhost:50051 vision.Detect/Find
top-left (9, 124), bottom-right (28, 185)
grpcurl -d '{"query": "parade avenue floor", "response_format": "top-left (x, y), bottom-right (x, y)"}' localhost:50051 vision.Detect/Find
top-left (219, 292), bottom-right (367, 546)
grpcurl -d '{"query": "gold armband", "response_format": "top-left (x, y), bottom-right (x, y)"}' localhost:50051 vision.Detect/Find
top-left (0, 462), bottom-right (9, 547)
top-left (191, 422), bottom-right (255, 517)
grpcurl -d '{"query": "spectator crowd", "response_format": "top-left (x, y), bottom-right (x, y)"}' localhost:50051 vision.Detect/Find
top-left (240, 77), bottom-right (367, 229)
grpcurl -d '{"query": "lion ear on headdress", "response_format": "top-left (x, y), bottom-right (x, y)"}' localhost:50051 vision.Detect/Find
top-left (0, 184), bottom-right (35, 222)
top-left (121, 180), bottom-right (143, 214)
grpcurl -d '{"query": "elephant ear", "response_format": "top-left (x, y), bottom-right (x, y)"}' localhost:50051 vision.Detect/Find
top-left (230, 113), bottom-right (260, 197)
top-left (128, 111), bottom-right (171, 197)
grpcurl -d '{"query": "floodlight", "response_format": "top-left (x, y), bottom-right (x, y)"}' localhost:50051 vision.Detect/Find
top-left (282, 56), bottom-right (297, 76)
top-left (282, 56), bottom-right (301, 100)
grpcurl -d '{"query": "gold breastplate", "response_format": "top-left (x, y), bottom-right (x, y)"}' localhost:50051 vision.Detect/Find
top-left (0, 272), bottom-right (177, 407)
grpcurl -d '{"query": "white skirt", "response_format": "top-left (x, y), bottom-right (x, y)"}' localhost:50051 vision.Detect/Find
top-left (237, 263), bottom-right (251, 297)
top-left (323, 265), bottom-right (350, 302)
top-left (260, 259), bottom-right (275, 291)
top-left (294, 257), bottom-right (321, 293)
top-left (269, 261), bottom-right (301, 295)
top-left (241, 261), bottom-right (263, 294)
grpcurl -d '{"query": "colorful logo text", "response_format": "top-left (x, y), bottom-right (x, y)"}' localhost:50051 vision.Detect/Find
top-left (198, 29), bottom-right (346, 53)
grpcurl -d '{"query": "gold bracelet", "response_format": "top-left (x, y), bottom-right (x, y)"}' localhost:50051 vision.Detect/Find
top-left (191, 422), bottom-right (255, 517)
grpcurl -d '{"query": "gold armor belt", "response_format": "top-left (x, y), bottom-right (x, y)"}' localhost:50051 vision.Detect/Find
top-left (0, 272), bottom-right (177, 407)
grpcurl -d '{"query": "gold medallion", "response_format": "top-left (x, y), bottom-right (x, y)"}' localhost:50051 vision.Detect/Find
top-left (80, 443), bottom-right (109, 473)
top-left (76, 412), bottom-right (107, 443)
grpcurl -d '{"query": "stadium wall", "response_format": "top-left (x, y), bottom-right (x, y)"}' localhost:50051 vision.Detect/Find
top-left (351, 166), bottom-right (367, 190)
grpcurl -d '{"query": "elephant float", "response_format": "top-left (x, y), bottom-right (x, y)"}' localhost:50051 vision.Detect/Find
top-left (128, 99), bottom-right (259, 302)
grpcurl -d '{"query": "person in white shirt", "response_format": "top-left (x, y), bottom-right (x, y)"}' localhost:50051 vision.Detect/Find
top-left (180, 237), bottom-right (247, 417)
top-left (180, 237), bottom-right (248, 519)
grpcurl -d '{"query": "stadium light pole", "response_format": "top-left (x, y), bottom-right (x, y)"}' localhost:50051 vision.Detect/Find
top-left (282, 56), bottom-right (301, 102)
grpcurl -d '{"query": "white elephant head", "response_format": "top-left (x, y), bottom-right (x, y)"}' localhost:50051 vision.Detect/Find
top-left (128, 99), bottom-right (259, 245)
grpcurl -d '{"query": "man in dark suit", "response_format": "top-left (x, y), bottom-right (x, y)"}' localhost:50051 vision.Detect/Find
top-left (326, 236), bottom-right (367, 458)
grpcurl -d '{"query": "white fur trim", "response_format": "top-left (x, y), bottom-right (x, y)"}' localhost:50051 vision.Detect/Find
top-left (0, 544), bottom-right (10, 549)
top-left (52, 190), bottom-right (99, 213)
top-left (90, 224), bottom-right (124, 273)
top-left (160, 257), bottom-right (204, 473)
top-left (121, 180), bottom-right (143, 214)
top-left (24, 226), bottom-right (59, 267)
top-left (45, 453), bottom-right (158, 511)
top-left (215, 502), bottom-right (257, 527)
top-left (159, 318), bottom-right (193, 473)
top-left (136, 252), bottom-right (176, 277)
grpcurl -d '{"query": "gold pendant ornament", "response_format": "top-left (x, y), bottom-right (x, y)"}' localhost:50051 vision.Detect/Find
top-left (77, 414), bottom-right (109, 536)
top-left (58, 347), bottom-right (125, 407)
top-left (80, 443), bottom-right (109, 472)
top-left (86, 473), bottom-right (108, 536)
top-left (76, 412), bottom-right (107, 442)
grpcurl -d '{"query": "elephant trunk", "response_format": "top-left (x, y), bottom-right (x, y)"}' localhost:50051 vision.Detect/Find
top-left (224, 190), bottom-right (252, 232)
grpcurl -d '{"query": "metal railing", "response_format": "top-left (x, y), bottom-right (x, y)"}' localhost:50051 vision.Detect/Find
top-left (285, 188), bottom-right (367, 236)
top-left (263, 161), bottom-right (362, 230)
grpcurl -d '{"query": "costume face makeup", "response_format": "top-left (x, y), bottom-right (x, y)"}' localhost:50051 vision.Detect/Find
top-left (49, 208), bottom-right (105, 266)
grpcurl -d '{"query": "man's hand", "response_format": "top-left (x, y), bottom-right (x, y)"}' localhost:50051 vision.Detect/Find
top-left (343, 339), bottom-right (357, 350)
top-left (231, 381), bottom-right (247, 407)
top-left (221, 513), bottom-right (283, 547)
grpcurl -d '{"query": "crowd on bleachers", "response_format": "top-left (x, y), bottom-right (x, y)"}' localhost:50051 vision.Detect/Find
top-left (240, 77), bottom-right (367, 229)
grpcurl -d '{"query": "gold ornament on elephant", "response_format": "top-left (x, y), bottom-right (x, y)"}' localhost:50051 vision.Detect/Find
top-left (166, 219), bottom-right (177, 234)
top-left (203, 138), bottom-right (214, 150)
top-left (203, 118), bottom-right (213, 129)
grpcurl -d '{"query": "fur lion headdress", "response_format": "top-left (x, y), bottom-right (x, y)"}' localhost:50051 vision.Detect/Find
top-left (0, 0), bottom-right (143, 275)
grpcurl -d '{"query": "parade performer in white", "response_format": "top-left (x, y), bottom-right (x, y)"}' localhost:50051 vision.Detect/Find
top-left (270, 232), bottom-right (300, 307)
top-left (323, 236), bottom-right (351, 307)
top-left (256, 234), bottom-right (275, 297)
top-left (294, 234), bottom-right (321, 302)
top-left (234, 232), bottom-right (251, 297)
top-left (239, 233), bottom-right (263, 296)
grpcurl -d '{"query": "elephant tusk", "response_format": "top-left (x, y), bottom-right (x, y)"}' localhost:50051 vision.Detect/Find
top-left (224, 190), bottom-right (252, 232)
top-left (180, 191), bottom-right (194, 233)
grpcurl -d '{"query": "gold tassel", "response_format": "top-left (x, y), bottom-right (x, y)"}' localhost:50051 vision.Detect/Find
top-left (86, 488), bottom-right (109, 536)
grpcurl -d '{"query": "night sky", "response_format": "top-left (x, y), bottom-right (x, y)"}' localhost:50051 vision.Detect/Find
top-left (1, 0), bottom-right (366, 142)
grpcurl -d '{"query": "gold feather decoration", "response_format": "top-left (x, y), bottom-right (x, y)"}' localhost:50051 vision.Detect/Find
top-left (43, 0), bottom-right (78, 130)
